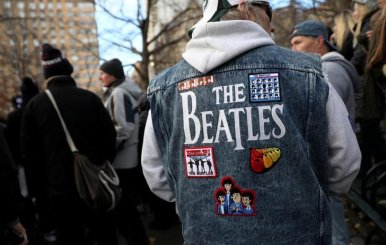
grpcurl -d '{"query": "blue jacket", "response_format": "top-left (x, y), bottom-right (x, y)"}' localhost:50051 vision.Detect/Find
top-left (142, 20), bottom-right (361, 245)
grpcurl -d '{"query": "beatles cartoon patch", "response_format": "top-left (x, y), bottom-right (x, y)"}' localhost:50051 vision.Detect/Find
top-left (178, 75), bottom-right (214, 92)
top-left (249, 73), bottom-right (280, 102)
top-left (214, 176), bottom-right (256, 216)
top-left (184, 146), bottom-right (217, 178)
top-left (250, 147), bottom-right (281, 173)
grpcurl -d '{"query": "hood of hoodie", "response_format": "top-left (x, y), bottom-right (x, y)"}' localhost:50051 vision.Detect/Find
top-left (104, 78), bottom-right (145, 105)
top-left (322, 52), bottom-right (361, 93)
top-left (182, 20), bottom-right (275, 74)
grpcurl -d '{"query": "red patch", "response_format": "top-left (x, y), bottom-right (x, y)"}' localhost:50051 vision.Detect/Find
top-left (250, 148), bottom-right (281, 173)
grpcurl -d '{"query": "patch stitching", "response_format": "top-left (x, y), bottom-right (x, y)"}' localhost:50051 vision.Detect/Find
top-left (249, 73), bottom-right (281, 103)
top-left (184, 146), bottom-right (217, 178)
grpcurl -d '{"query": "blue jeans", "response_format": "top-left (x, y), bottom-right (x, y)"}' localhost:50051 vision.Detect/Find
top-left (330, 194), bottom-right (350, 245)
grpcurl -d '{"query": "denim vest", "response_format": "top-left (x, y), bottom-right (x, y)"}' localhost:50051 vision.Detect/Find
top-left (148, 45), bottom-right (332, 245)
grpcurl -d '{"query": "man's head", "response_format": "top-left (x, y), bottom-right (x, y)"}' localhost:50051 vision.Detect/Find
top-left (290, 20), bottom-right (336, 55)
top-left (99, 58), bottom-right (125, 87)
top-left (41, 43), bottom-right (73, 79)
top-left (21, 77), bottom-right (39, 106)
top-left (189, 0), bottom-right (272, 37)
top-left (378, 0), bottom-right (386, 8)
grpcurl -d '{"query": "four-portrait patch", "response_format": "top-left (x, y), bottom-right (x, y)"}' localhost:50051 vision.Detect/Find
top-left (249, 73), bottom-right (280, 103)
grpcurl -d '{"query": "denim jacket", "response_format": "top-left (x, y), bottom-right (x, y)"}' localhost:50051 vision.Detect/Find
top-left (142, 20), bottom-right (361, 245)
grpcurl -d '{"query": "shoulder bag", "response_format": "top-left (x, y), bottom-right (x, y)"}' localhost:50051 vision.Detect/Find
top-left (45, 90), bottom-right (121, 211)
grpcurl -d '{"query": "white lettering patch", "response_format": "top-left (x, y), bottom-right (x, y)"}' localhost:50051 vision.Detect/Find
top-left (179, 76), bottom-right (214, 91)
top-left (249, 73), bottom-right (280, 102)
top-left (184, 146), bottom-right (217, 178)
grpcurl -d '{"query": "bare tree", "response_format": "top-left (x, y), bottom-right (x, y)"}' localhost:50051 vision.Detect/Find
top-left (95, 0), bottom-right (201, 90)
top-left (273, 0), bottom-right (352, 48)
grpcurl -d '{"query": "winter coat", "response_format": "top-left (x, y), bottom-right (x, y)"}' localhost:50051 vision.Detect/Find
top-left (0, 127), bottom-right (22, 228)
top-left (103, 78), bottom-right (145, 169)
top-left (21, 75), bottom-right (116, 195)
top-left (322, 51), bottom-right (361, 120)
top-left (351, 8), bottom-right (379, 75)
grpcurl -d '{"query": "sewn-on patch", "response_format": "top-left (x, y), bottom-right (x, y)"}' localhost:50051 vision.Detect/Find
top-left (214, 176), bottom-right (256, 216)
top-left (184, 146), bottom-right (217, 178)
top-left (249, 73), bottom-right (280, 102)
top-left (250, 147), bottom-right (281, 173)
top-left (178, 76), bottom-right (214, 91)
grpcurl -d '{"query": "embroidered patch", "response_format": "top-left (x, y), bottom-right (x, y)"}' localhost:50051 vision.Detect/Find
top-left (214, 176), bottom-right (256, 216)
top-left (178, 76), bottom-right (214, 91)
top-left (249, 73), bottom-right (280, 102)
top-left (250, 147), bottom-right (281, 173)
top-left (184, 146), bottom-right (217, 178)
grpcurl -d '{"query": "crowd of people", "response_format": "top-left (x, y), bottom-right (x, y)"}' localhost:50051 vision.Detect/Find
top-left (0, 0), bottom-right (385, 244)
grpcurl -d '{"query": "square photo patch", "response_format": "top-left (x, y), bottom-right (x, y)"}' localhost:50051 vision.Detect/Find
top-left (249, 73), bottom-right (280, 103)
top-left (184, 146), bottom-right (217, 178)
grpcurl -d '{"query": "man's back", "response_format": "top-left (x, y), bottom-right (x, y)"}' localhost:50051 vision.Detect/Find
top-left (143, 2), bottom-right (360, 244)
top-left (21, 76), bottom-right (116, 193)
top-left (147, 44), bottom-right (335, 244)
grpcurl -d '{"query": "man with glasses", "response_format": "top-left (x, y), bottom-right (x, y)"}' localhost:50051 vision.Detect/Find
top-left (142, 0), bottom-right (361, 244)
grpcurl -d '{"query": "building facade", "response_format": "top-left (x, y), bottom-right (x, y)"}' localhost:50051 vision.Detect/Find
top-left (147, 0), bottom-right (201, 79)
top-left (0, 0), bottom-right (100, 119)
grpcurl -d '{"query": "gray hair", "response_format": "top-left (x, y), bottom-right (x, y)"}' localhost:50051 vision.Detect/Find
top-left (220, 2), bottom-right (263, 25)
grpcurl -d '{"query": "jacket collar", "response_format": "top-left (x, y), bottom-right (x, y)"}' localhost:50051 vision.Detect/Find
top-left (182, 20), bottom-right (275, 74)
top-left (46, 75), bottom-right (77, 89)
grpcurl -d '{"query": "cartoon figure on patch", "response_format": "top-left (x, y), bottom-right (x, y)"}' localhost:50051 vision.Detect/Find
top-left (222, 177), bottom-right (234, 214)
top-left (214, 177), bottom-right (256, 216)
top-left (242, 191), bottom-right (255, 215)
top-left (230, 187), bottom-right (243, 215)
top-left (215, 189), bottom-right (226, 215)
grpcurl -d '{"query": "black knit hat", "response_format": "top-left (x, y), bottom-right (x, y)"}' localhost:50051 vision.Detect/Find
top-left (21, 77), bottom-right (39, 106)
top-left (100, 59), bottom-right (125, 79)
top-left (41, 43), bottom-right (73, 79)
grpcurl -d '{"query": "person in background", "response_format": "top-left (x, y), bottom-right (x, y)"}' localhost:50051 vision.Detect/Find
top-left (5, 77), bottom-right (57, 243)
top-left (330, 9), bottom-right (356, 61)
top-left (361, 3), bottom-right (386, 161)
top-left (291, 20), bottom-right (360, 121)
top-left (21, 43), bottom-right (117, 245)
top-left (352, 0), bottom-right (386, 178)
top-left (351, 0), bottom-right (379, 75)
top-left (0, 126), bottom-right (28, 245)
top-left (291, 19), bottom-right (361, 245)
top-left (142, 0), bottom-right (361, 244)
top-left (99, 58), bottom-right (149, 245)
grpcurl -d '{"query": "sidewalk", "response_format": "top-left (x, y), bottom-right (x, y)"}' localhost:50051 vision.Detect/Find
top-left (344, 196), bottom-right (386, 245)
top-left (140, 209), bottom-right (183, 245)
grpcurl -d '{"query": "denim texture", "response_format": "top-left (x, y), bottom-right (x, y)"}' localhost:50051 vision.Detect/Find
top-left (148, 45), bottom-right (332, 245)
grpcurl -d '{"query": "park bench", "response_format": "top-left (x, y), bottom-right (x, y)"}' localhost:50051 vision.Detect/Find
top-left (347, 161), bottom-right (386, 245)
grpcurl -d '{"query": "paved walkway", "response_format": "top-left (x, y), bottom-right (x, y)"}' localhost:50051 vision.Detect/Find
top-left (344, 196), bottom-right (386, 245)
top-left (25, 196), bottom-right (386, 245)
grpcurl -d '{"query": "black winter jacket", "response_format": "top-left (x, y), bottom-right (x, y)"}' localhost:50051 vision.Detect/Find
top-left (21, 76), bottom-right (116, 195)
top-left (0, 127), bottom-right (22, 228)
